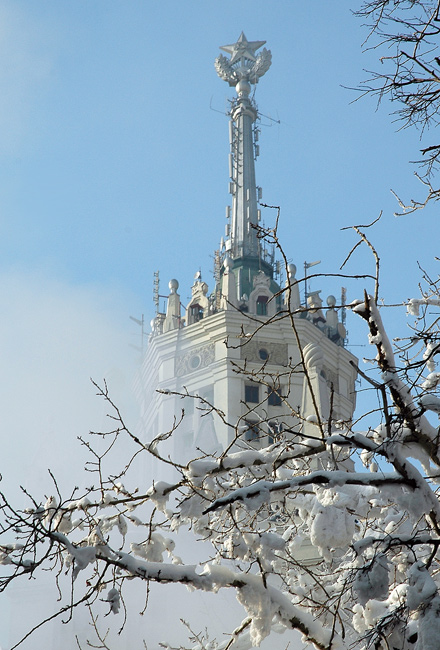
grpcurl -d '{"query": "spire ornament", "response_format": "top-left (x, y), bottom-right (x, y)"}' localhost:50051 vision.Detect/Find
top-left (215, 34), bottom-right (272, 262)
top-left (215, 32), bottom-right (272, 87)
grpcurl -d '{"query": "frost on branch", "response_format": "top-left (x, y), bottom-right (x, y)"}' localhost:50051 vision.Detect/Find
top-left (3, 262), bottom-right (440, 650)
top-left (106, 587), bottom-right (120, 614)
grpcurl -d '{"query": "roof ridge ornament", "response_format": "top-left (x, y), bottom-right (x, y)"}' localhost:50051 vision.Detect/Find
top-left (215, 32), bottom-right (272, 87)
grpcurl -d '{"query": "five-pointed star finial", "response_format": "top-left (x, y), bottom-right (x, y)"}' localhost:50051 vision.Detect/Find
top-left (220, 32), bottom-right (266, 65)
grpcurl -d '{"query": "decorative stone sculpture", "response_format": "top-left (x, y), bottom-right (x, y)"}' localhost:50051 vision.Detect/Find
top-left (307, 291), bottom-right (325, 327)
top-left (215, 32), bottom-right (272, 86)
top-left (164, 279), bottom-right (181, 332)
top-left (285, 263), bottom-right (301, 313)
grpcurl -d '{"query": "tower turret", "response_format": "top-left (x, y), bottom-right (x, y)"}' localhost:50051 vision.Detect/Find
top-left (139, 35), bottom-right (357, 457)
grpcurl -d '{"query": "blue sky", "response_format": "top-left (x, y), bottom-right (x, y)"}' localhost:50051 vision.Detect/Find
top-left (2, 0), bottom-right (437, 311)
top-left (0, 3), bottom-right (439, 646)
top-left (1, 0), bottom-right (438, 491)
top-left (1, 0), bottom-right (438, 495)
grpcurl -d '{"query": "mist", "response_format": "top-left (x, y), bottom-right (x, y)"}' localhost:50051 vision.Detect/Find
top-left (0, 267), bottom-right (140, 649)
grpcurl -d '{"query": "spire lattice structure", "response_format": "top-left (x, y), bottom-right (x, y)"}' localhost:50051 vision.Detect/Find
top-left (216, 33), bottom-right (272, 262)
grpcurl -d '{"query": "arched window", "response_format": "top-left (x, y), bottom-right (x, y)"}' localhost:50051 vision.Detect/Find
top-left (256, 295), bottom-right (268, 316)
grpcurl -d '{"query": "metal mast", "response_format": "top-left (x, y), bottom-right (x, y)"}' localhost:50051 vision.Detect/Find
top-left (215, 33), bottom-right (272, 261)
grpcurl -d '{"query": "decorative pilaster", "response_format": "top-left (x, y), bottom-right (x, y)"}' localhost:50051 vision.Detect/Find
top-left (220, 256), bottom-right (238, 310)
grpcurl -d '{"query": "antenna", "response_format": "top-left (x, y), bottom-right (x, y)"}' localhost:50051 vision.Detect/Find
top-left (341, 286), bottom-right (348, 345)
top-left (153, 271), bottom-right (160, 313)
top-left (304, 260), bottom-right (321, 305)
top-left (213, 249), bottom-right (221, 285)
top-left (129, 314), bottom-right (145, 355)
top-left (213, 250), bottom-right (222, 311)
top-left (229, 120), bottom-right (234, 147)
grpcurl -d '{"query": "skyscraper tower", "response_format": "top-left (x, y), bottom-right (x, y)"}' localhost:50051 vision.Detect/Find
top-left (136, 34), bottom-right (357, 459)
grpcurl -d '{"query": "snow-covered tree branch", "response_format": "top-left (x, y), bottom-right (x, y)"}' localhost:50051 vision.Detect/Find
top-left (2, 231), bottom-right (440, 650)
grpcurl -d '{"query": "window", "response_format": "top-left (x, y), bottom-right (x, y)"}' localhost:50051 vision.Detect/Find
top-left (189, 354), bottom-right (201, 370)
top-left (245, 421), bottom-right (259, 442)
top-left (268, 420), bottom-right (283, 444)
top-left (256, 295), bottom-right (268, 316)
top-left (245, 384), bottom-right (259, 403)
top-left (184, 397), bottom-right (194, 416)
top-left (190, 304), bottom-right (203, 322)
top-left (259, 348), bottom-right (269, 361)
top-left (268, 388), bottom-right (282, 406)
top-left (182, 430), bottom-right (194, 450)
top-left (200, 386), bottom-right (214, 405)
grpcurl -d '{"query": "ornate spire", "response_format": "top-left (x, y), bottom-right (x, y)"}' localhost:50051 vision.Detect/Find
top-left (215, 33), bottom-right (272, 261)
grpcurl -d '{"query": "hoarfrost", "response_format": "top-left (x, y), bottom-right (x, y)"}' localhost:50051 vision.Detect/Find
top-left (353, 554), bottom-right (389, 606)
top-left (310, 504), bottom-right (355, 560)
top-left (106, 587), bottom-right (120, 614)
top-left (417, 595), bottom-right (440, 650)
top-left (407, 561), bottom-right (437, 611)
top-left (146, 480), bottom-right (173, 512)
